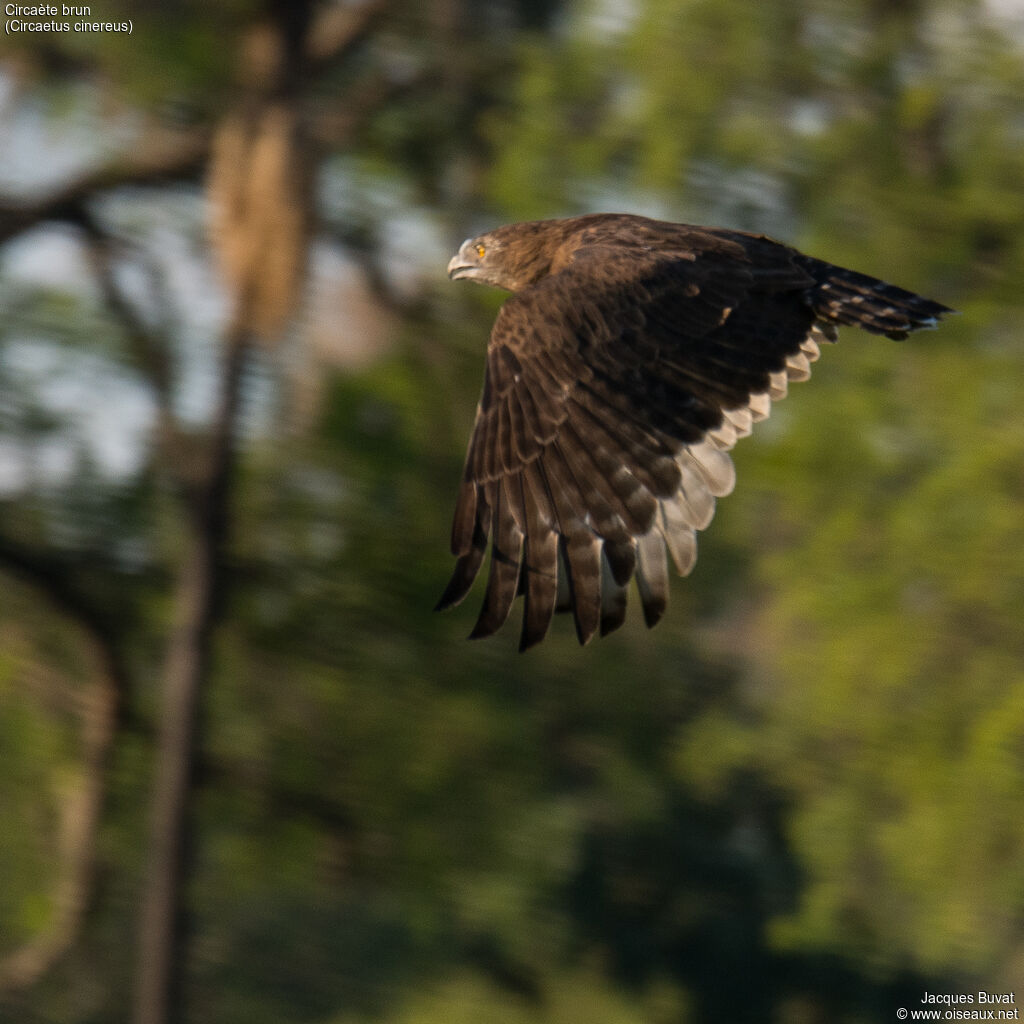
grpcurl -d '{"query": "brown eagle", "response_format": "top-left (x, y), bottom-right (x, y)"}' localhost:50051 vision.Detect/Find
top-left (437, 214), bottom-right (953, 650)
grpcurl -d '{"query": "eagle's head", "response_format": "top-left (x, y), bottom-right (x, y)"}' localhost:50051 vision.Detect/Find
top-left (447, 236), bottom-right (496, 285)
top-left (447, 221), bottom-right (566, 293)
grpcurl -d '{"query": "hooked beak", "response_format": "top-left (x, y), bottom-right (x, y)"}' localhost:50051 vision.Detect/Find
top-left (447, 254), bottom-right (474, 280)
top-left (447, 238), bottom-right (481, 281)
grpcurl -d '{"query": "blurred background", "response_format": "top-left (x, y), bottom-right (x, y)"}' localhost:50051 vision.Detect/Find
top-left (1, 1), bottom-right (1023, 1021)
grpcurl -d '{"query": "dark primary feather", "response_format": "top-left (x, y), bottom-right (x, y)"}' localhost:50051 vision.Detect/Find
top-left (438, 214), bottom-right (955, 649)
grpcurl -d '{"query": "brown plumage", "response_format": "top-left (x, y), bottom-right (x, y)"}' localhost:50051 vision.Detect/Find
top-left (437, 213), bottom-right (954, 650)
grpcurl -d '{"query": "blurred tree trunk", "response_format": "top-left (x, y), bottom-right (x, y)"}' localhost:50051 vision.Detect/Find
top-left (131, 2), bottom-right (315, 1020)
top-left (131, 319), bottom-right (251, 1024)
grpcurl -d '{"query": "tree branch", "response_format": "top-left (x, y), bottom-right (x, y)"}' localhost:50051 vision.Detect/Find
top-left (0, 128), bottom-right (209, 246)
top-left (0, 537), bottom-right (132, 702)
top-left (306, 0), bottom-right (391, 71)
top-left (71, 208), bottom-right (196, 483)
top-left (0, 539), bottom-right (126, 992)
top-left (75, 212), bottom-right (175, 400)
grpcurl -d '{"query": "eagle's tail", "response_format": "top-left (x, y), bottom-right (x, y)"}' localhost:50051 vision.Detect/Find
top-left (798, 257), bottom-right (955, 340)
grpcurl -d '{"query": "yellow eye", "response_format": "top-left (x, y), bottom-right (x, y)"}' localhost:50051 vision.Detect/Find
top-left (475, 244), bottom-right (486, 259)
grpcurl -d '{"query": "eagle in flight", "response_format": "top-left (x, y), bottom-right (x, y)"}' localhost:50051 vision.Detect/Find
top-left (437, 214), bottom-right (953, 650)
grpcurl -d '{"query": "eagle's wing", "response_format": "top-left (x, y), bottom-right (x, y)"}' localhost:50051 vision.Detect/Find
top-left (438, 235), bottom-right (946, 649)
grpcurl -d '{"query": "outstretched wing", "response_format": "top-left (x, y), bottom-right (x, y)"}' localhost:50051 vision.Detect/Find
top-left (438, 232), bottom-right (948, 649)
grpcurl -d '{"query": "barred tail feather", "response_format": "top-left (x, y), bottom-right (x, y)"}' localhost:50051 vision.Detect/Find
top-left (799, 257), bottom-right (955, 340)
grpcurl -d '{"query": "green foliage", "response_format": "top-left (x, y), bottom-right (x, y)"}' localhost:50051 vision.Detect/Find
top-left (3, 0), bottom-right (1024, 1021)
top-left (329, 969), bottom-right (690, 1024)
top-left (0, 590), bottom-right (91, 953)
